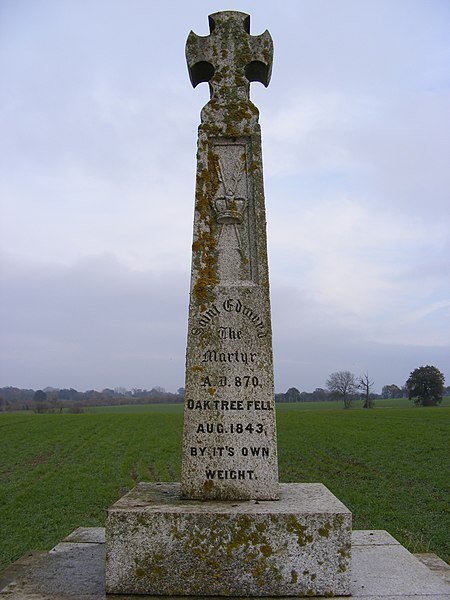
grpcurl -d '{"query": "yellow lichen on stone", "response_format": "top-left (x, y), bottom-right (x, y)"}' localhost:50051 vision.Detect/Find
top-left (192, 144), bottom-right (221, 307)
top-left (318, 524), bottom-right (331, 538)
top-left (286, 517), bottom-right (313, 547)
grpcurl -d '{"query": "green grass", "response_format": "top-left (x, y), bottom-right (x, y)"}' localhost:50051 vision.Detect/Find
top-left (84, 395), bottom-right (450, 413)
top-left (86, 403), bottom-right (184, 414)
top-left (277, 405), bottom-right (449, 561)
top-left (1, 403), bottom-right (449, 571)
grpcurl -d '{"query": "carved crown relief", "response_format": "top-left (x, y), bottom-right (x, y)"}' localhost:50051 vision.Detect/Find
top-left (214, 156), bottom-right (247, 225)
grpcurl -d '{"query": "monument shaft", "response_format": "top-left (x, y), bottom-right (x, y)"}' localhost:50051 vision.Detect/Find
top-left (181, 11), bottom-right (279, 500)
top-left (106, 14), bottom-right (352, 596)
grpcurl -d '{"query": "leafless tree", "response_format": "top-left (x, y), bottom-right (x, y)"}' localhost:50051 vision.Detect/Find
top-left (326, 371), bottom-right (357, 408)
top-left (358, 372), bottom-right (375, 408)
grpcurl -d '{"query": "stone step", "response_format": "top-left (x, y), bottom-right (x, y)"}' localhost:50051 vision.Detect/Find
top-left (1, 528), bottom-right (449, 599)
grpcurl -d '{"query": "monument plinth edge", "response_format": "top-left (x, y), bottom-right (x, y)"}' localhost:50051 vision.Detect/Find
top-left (105, 482), bottom-right (351, 597)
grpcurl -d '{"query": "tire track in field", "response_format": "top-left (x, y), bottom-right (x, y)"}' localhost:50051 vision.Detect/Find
top-left (130, 465), bottom-right (139, 482)
top-left (148, 463), bottom-right (159, 481)
top-left (166, 464), bottom-right (177, 481)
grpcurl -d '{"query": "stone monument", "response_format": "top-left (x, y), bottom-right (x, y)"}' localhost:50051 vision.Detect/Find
top-left (105, 12), bottom-right (352, 597)
top-left (181, 9), bottom-right (278, 502)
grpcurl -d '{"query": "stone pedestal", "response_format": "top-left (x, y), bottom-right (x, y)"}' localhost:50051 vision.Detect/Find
top-left (105, 482), bottom-right (351, 597)
top-left (105, 12), bottom-right (353, 599)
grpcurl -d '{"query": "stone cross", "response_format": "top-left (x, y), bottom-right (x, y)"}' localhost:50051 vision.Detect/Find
top-left (181, 11), bottom-right (279, 500)
top-left (186, 11), bottom-right (273, 106)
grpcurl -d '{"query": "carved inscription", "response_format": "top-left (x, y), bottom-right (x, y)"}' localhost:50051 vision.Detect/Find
top-left (191, 299), bottom-right (267, 338)
top-left (200, 375), bottom-right (260, 387)
top-left (182, 293), bottom-right (278, 499)
top-left (187, 399), bottom-right (273, 410)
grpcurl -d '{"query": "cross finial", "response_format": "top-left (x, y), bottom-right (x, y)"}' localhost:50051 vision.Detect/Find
top-left (186, 11), bottom-right (273, 124)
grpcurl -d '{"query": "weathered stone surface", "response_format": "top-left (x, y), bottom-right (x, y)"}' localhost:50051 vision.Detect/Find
top-left (3, 528), bottom-right (450, 599)
top-left (351, 540), bottom-right (450, 597)
top-left (181, 10), bottom-right (278, 501)
top-left (415, 554), bottom-right (450, 584)
top-left (64, 527), bottom-right (105, 544)
top-left (351, 529), bottom-right (401, 546)
top-left (0, 543), bottom-right (105, 598)
top-left (105, 482), bottom-right (352, 597)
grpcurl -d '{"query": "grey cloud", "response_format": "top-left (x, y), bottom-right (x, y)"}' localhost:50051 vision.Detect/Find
top-left (0, 0), bottom-right (448, 393)
top-left (271, 283), bottom-right (449, 393)
top-left (0, 255), bottom-right (189, 391)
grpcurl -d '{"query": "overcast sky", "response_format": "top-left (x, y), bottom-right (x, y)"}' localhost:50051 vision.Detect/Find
top-left (1, 0), bottom-right (449, 394)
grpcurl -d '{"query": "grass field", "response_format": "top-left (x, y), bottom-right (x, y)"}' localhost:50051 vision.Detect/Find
top-left (85, 396), bottom-right (450, 413)
top-left (1, 401), bottom-right (449, 571)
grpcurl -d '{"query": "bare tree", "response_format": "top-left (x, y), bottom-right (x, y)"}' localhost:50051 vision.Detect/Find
top-left (358, 372), bottom-right (375, 408)
top-left (326, 371), bottom-right (357, 408)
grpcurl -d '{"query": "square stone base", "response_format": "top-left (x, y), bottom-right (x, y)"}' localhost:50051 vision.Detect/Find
top-left (105, 482), bottom-right (351, 597)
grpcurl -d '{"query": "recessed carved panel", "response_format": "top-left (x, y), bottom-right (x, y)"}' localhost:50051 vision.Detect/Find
top-left (213, 140), bottom-right (257, 284)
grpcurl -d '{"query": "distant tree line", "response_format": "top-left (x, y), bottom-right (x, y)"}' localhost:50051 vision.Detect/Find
top-left (1, 365), bottom-right (446, 412)
top-left (276, 371), bottom-right (379, 407)
top-left (0, 386), bottom-right (185, 413)
top-left (276, 366), bottom-right (448, 409)
top-left (275, 387), bottom-right (333, 403)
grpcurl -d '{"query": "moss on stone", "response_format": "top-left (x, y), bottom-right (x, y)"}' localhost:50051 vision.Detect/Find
top-left (286, 517), bottom-right (313, 547)
top-left (333, 514), bottom-right (345, 528)
top-left (338, 544), bottom-right (351, 559)
top-left (203, 480), bottom-right (214, 492)
top-left (318, 523), bottom-right (331, 538)
top-left (191, 143), bottom-right (221, 308)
